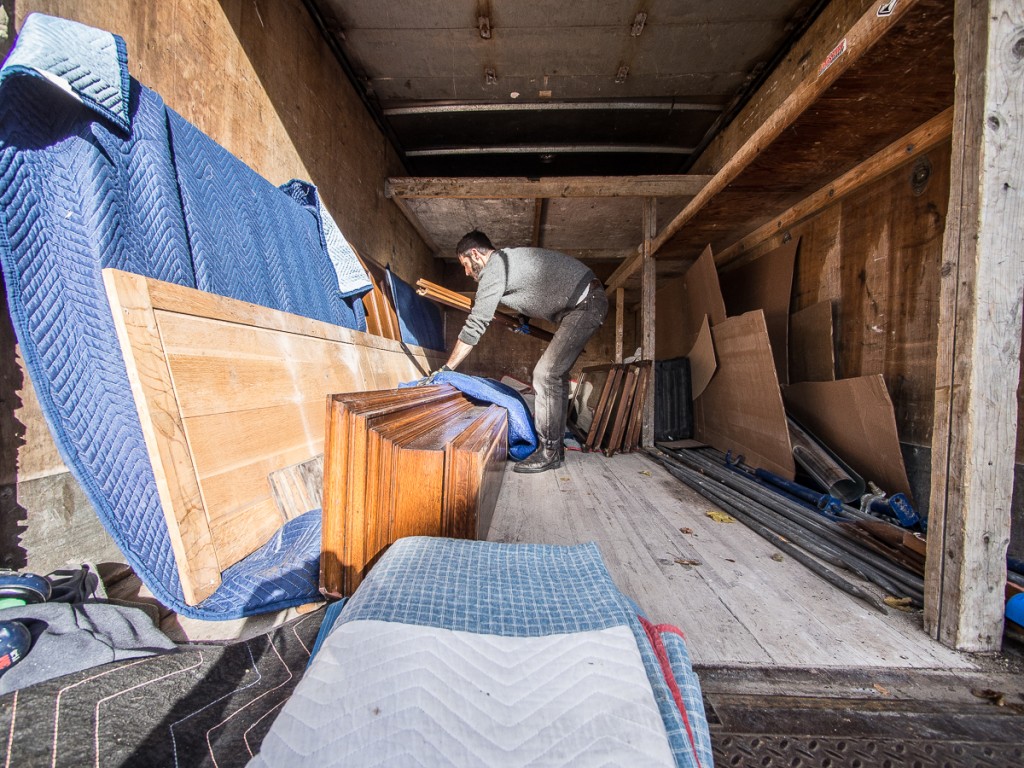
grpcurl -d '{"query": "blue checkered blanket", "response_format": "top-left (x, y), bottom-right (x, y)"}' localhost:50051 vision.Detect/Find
top-left (257, 538), bottom-right (713, 767)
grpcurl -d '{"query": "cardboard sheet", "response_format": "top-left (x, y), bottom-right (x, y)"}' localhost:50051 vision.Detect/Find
top-left (789, 300), bottom-right (836, 383)
top-left (655, 245), bottom-right (726, 360)
top-left (783, 376), bottom-right (913, 501)
top-left (686, 315), bottom-right (716, 399)
top-left (694, 310), bottom-right (794, 478)
top-left (719, 238), bottom-right (798, 385)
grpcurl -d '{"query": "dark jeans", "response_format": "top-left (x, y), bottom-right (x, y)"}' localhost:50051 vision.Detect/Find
top-left (532, 284), bottom-right (609, 447)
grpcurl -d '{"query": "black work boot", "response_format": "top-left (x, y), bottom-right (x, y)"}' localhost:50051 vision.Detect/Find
top-left (513, 440), bottom-right (564, 474)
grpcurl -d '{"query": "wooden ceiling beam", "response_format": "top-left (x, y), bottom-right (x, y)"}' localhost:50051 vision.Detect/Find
top-left (385, 175), bottom-right (711, 200)
top-left (606, 0), bottom-right (926, 292)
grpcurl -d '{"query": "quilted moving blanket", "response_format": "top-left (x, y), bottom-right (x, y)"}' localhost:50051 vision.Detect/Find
top-left (251, 538), bottom-right (713, 767)
top-left (0, 14), bottom-right (368, 618)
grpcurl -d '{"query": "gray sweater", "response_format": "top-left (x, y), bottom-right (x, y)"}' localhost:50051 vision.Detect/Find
top-left (458, 247), bottom-right (596, 346)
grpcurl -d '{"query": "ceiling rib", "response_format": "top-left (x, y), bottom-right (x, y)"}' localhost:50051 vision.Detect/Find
top-left (406, 144), bottom-right (696, 157)
top-left (383, 101), bottom-right (724, 116)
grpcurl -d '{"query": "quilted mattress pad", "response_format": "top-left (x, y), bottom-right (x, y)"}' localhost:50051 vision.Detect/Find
top-left (250, 538), bottom-right (713, 768)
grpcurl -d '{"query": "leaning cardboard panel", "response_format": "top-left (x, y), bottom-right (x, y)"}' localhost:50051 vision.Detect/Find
top-left (655, 245), bottom-right (726, 360)
top-left (783, 375), bottom-right (913, 501)
top-left (718, 237), bottom-right (799, 385)
top-left (694, 310), bottom-right (795, 478)
top-left (789, 300), bottom-right (836, 383)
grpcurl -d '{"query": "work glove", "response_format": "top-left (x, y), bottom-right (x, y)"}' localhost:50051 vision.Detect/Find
top-left (424, 364), bottom-right (452, 384)
top-left (513, 314), bottom-right (531, 335)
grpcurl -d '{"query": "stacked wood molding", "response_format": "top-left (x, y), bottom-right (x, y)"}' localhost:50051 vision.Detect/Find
top-left (321, 385), bottom-right (508, 597)
top-left (570, 362), bottom-right (651, 456)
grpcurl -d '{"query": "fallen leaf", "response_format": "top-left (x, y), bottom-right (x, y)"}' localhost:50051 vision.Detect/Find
top-left (873, 683), bottom-right (890, 696)
top-left (639, 470), bottom-right (652, 477)
top-left (771, 553), bottom-right (784, 562)
top-left (674, 558), bottom-right (702, 567)
top-left (559, 476), bottom-right (570, 481)
top-left (706, 510), bottom-right (735, 523)
top-left (883, 596), bottom-right (916, 612)
top-left (724, 558), bottom-right (735, 563)
top-left (679, 527), bottom-right (694, 535)
top-left (971, 688), bottom-right (1006, 706)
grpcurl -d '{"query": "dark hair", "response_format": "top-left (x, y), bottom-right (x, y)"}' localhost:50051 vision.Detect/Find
top-left (456, 230), bottom-right (494, 257)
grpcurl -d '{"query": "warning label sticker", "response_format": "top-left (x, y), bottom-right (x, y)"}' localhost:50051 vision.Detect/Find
top-left (818, 38), bottom-right (848, 77)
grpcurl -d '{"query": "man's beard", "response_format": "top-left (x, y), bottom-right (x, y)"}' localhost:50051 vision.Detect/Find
top-left (467, 256), bottom-right (485, 281)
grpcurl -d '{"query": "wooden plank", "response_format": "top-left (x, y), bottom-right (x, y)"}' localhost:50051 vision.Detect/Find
top-left (388, 193), bottom-right (442, 257)
top-left (102, 270), bottom-right (221, 605)
top-left (605, 367), bottom-right (638, 457)
top-left (386, 175), bottom-right (712, 199)
top-left (716, 108), bottom-right (955, 268)
top-left (268, 455), bottom-right (324, 521)
top-left (614, 287), bottom-right (625, 363)
top-left (443, 406), bottom-right (508, 540)
top-left (789, 301), bottom-right (836, 383)
top-left (641, 197), bottom-right (657, 447)
top-left (925, 0), bottom-right (1023, 651)
top-left (586, 366), bottom-right (623, 453)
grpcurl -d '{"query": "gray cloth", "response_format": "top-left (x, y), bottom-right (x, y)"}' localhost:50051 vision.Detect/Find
top-left (0, 602), bottom-right (176, 694)
top-left (458, 247), bottom-right (596, 346)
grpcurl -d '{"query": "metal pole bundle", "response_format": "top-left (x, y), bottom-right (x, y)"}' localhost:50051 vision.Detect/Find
top-left (646, 446), bottom-right (925, 610)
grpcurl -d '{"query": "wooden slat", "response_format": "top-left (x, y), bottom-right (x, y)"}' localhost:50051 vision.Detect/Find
top-left (386, 175), bottom-right (712, 199)
top-left (641, 198), bottom-right (657, 446)
top-left (268, 455), bottom-right (324, 521)
top-left (444, 406), bottom-right (508, 540)
top-left (103, 270), bottom-right (222, 605)
top-left (605, 366), bottom-right (638, 457)
top-left (925, 0), bottom-right (1022, 651)
top-left (585, 366), bottom-right (623, 453)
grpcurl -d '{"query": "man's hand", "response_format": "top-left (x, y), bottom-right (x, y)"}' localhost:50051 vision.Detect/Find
top-left (425, 364), bottom-right (452, 384)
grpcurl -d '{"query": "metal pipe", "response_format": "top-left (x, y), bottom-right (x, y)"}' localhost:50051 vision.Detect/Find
top-left (653, 448), bottom-right (925, 600)
top-left (670, 448), bottom-right (924, 591)
top-left (646, 452), bottom-right (890, 613)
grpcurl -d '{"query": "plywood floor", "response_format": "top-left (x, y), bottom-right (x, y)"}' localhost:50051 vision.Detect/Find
top-left (488, 450), bottom-right (974, 670)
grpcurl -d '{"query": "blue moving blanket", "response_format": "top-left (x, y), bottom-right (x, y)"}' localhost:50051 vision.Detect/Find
top-left (0, 14), bottom-right (366, 619)
top-left (254, 538), bottom-right (714, 768)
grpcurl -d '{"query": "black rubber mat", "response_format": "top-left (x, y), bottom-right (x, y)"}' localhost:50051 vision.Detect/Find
top-left (0, 608), bottom-right (323, 767)
top-left (700, 664), bottom-right (1024, 767)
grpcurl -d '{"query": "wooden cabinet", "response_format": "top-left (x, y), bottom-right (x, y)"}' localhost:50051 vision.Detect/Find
top-left (321, 385), bottom-right (508, 597)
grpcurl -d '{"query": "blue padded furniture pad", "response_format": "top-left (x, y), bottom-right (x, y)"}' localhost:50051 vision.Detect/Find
top-left (0, 15), bottom-right (340, 619)
top-left (385, 266), bottom-right (445, 351)
top-left (168, 112), bottom-right (358, 330)
top-left (403, 371), bottom-right (538, 460)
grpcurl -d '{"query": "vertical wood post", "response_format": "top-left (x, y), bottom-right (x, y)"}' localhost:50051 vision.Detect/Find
top-left (614, 287), bottom-right (625, 362)
top-left (924, 0), bottom-right (1024, 651)
top-left (641, 198), bottom-right (657, 446)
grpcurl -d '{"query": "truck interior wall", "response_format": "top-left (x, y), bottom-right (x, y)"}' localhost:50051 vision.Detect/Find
top-left (0, 0), bottom-right (438, 572)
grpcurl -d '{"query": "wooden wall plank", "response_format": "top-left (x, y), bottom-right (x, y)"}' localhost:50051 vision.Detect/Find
top-left (925, 0), bottom-right (1023, 651)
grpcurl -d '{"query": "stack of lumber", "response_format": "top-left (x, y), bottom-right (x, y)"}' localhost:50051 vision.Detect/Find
top-left (320, 384), bottom-right (508, 597)
top-left (570, 362), bottom-right (651, 457)
top-left (415, 278), bottom-right (554, 341)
